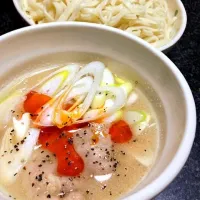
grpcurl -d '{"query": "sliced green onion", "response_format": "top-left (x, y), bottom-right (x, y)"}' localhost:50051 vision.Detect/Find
top-left (13, 113), bottom-right (31, 142)
top-left (78, 86), bottom-right (126, 124)
top-left (102, 110), bottom-right (123, 123)
top-left (126, 91), bottom-right (138, 107)
top-left (123, 111), bottom-right (150, 135)
top-left (114, 75), bottom-right (125, 84)
top-left (0, 90), bottom-right (24, 126)
top-left (38, 71), bottom-right (69, 96)
top-left (101, 68), bottom-right (115, 86)
top-left (35, 61), bottom-right (105, 127)
top-left (34, 64), bottom-right (80, 97)
top-left (91, 93), bottom-right (106, 109)
top-left (0, 128), bottom-right (40, 185)
top-left (120, 82), bottom-right (133, 97)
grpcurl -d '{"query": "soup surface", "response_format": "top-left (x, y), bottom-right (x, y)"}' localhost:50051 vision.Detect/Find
top-left (0, 54), bottom-right (161, 200)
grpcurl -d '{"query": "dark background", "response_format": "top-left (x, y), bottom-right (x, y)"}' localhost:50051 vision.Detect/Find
top-left (0, 1), bottom-right (199, 200)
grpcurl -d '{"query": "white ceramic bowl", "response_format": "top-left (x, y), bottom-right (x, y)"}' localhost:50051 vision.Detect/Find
top-left (12, 0), bottom-right (187, 52)
top-left (0, 23), bottom-right (196, 200)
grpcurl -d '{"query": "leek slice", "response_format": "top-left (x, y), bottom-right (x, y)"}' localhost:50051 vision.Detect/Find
top-left (101, 68), bottom-right (115, 86)
top-left (79, 86), bottom-right (126, 123)
top-left (114, 74), bottom-right (134, 97)
top-left (38, 71), bottom-right (69, 96)
top-left (92, 68), bottom-right (114, 109)
top-left (34, 61), bottom-right (105, 127)
top-left (102, 110), bottom-right (123, 123)
top-left (13, 113), bottom-right (31, 142)
top-left (66, 76), bottom-right (93, 101)
top-left (114, 75), bottom-right (125, 84)
top-left (120, 82), bottom-right (133, 97)
top-left (91, 93), bottom-right (106, 109)
top-left (0, 128), bottom-right (40, 186)
top-left (35, 64), bottom-right (80, 97)
top-left (125, 91), bottom-right (138, 107)
top-left (54, 61), bottom-right (105, 127)
top-left (123, 111), bottom-right (150, 135)
top-left (0, 90), bottom-right (24, 126)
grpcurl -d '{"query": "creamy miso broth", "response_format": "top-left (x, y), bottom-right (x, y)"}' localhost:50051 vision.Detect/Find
top-left (0, 53), bottom-right (161, 200)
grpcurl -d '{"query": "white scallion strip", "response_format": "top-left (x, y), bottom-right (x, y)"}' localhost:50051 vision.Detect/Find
top-left (120, 82), bottom-right (133, 97)
top-left (35, 64), bottom-right (80, 97)
top-left (114, 75), bottom-right (125, 84)
top-left (92, 68), bottom-right (115, 109)
top-left (101, 68), bottom-right (115, 86)
top-left (79, 86), bottom-right (126, 123)
top-left (102, 110), bottom-right (123, 123)
top-left (0, 128), bottom-right (40, 186)
top-left (91, 93), bottom-right (106, 109)
top-left (54, 61), bottom-right (105, 127)
top-left (66, 76), bottom-right (93, 101)
top-left (13, 113), bottom-right (31, 142)
top-left (125, 91), bottom-right (138, 107)
top-left (38, 71), bottom-right (69, 97)
top-left (0, 90), bottom-right (25, 126)
top-left (34, 61), bottom-right (105, 127)
top-left (123, 111), bottom-right (150, 135)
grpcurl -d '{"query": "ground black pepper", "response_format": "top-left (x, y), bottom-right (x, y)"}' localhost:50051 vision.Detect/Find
top-left (86, 190), bottom-right (89, 194)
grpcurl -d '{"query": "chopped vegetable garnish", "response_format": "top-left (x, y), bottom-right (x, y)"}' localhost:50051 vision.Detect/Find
top-left (0, 90), bottom-right (24, 126)
top-left (38, 71), bottom-right (69, 97)
top-left (109, 120), bottom-right (133, 143)
top-left (13, 113), bottom-right (31, 142)
top-left (126, 92), bottom-right (138, 107)
top-left (39, 126), bottom-right (85, 176)
top-left (102, 110), bottom-right (123, 124)
top-left (24, 91), bottom-right (51, 114)
top-left (123, 111), bottom-right (150, 135)
top-left (120, 82), bottom-right (133, 97)
top-left (34, 64), bottom-right (80, 97)
top-left (0, 128), bottom-right (40, 185)
top-left (101, 68), bottom-right (115, 86)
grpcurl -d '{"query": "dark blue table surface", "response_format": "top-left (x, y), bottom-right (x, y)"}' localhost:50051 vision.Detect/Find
top-left (0, 1), bottom-right (199, 200)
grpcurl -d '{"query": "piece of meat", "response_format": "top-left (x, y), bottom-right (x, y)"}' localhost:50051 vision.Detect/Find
top-left (19, 149), bottom-right (85, 200)
top-left (73, 123), bottom-right (115, 175)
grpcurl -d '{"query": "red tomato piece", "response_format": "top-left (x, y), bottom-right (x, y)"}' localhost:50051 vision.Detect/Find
top-left (109, 120), bottom-right (133, 143)
top-left (24, 91), bottom-right (51, 114)
top-left (39, 126), bottom-right (84, 176)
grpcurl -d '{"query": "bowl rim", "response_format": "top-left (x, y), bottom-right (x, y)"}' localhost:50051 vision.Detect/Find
top-left (12, 0), bottom-right (187, 52)
top-left (0, 22), bottom-right (196, 200)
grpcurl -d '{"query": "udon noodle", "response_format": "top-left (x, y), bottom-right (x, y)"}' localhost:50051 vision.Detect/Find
top-left (21, 0), bottom-right (178, 47)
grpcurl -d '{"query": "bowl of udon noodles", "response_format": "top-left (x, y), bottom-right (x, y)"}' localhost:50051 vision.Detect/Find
top-left (0, 23), bottom-right (195, 200)
top-left (13, 0), bottom-right (187, 52)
